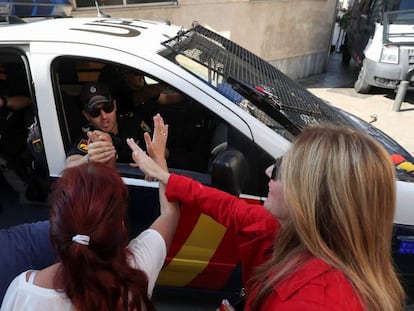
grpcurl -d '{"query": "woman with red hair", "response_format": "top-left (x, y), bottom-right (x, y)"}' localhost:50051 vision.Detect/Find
top-left (1, 115), bottom-right (179, 311)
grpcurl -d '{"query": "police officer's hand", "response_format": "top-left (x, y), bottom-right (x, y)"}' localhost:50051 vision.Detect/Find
top-left (86, 130), bottom-right (116, 165)
top-left (87, 130), bottom-right (113, 144)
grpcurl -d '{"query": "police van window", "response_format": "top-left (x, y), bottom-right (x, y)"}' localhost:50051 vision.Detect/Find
top-left (74, 0), bottom-right (177, 9)
top-left (53, 57), bottom-right (226, 173)
top-left (53, 56), bottom-right (271, 196)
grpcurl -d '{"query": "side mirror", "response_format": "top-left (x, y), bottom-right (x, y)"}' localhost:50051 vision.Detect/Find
top-left (212, 149), bottom-right (248, 196)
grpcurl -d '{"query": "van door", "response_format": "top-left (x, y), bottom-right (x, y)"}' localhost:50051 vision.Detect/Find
top-left (51, 55), bottom-right (270, 292)
top-left (0, 48), bottom-right (50, 224)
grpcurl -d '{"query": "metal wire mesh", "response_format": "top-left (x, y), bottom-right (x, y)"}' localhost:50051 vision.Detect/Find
top-left (161, 24), bottom-right (353, 130)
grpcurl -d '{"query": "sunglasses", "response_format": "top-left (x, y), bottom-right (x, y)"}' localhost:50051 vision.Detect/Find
top-left (270, 157), bottom-right (283, 180)
top-left (88, 102), bottom-right (114, 118)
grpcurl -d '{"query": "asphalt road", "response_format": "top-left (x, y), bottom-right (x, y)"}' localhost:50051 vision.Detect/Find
top-left (298, 52), bottom-right (414, 157)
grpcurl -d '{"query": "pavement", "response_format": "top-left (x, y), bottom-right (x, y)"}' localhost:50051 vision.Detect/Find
top-left (298, 52), bottom-right (414, 156)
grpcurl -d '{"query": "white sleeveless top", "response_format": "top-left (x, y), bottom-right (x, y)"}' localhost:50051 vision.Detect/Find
top-left (1, 229), bottom-right (166, 311)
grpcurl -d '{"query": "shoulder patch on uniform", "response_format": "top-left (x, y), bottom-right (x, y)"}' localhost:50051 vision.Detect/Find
top-left (77, 139), bottom-right (88, 153)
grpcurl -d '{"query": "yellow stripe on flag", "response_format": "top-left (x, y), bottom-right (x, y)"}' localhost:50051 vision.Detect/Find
top-left (157, 214), bottom-right (226, 286)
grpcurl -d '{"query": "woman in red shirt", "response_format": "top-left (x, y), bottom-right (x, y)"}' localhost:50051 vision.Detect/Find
top-left (128, 119), bottom-right (405, 311)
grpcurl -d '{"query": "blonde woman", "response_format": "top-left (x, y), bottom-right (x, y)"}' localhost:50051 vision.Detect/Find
top-left (128, 124), bottom-right (405, 310)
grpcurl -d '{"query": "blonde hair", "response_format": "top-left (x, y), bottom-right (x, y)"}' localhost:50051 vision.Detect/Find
top-left (251, 125), bottom-right (405, 310)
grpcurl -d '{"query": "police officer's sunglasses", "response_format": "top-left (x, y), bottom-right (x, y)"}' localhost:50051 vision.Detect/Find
top-left (88, 102), bottom-right (115, 118)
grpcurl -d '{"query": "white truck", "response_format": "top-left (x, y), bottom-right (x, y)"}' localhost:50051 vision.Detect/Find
top-left (342, 0), bottom-right (414, 94)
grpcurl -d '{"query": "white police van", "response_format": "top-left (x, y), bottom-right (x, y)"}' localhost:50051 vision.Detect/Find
top-left (1, 6), bottom-right (414, 300)
top-left (343, 0), bottom-right (414, 93)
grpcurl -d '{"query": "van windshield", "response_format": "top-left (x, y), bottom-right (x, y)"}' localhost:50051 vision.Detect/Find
top-left (384, 9), bottom-right (414, 43)
top-left (386, 0), bottom-right (414, 12)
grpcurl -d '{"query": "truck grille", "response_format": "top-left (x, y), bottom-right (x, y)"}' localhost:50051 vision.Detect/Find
top-left (408, 49), bottom-right (414, 66)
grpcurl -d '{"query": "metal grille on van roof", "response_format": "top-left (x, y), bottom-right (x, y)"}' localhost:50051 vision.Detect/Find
top-left (161, 24), bottom-right (353, 130)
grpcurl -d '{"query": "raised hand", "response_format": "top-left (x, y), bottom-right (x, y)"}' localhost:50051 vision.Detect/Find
top-left (127, 138), bottom-right (170, 184)
top-left (144, 113), bottom-right (168, 164)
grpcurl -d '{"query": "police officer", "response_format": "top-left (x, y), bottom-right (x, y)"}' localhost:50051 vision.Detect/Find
top-left (66, 82), bottom-right (151, 168)
top-left (0, 89), bottom-right (33, 194)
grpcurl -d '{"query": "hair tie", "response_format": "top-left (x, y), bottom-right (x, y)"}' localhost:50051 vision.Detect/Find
top-left (72, 234), bottom-right (90, 246)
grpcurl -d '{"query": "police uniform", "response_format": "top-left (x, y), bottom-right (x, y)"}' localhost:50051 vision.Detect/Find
top-left (0, 92), bottom-right (31, 187)
top-left (66, 82), bottom-right (152, 163)
top-left (67, 112), bottom-right (150, 163)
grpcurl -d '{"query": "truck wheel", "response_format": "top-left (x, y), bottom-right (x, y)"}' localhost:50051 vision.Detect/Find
top-left (354, 60), bottom-right (371, 93)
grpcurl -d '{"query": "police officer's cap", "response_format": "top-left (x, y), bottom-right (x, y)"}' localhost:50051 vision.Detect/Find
top-left (80, 82), bottom-right (113, 112)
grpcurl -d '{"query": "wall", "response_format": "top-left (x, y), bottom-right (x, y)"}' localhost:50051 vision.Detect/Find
top-left (71, 0), bottom-right (338, 80)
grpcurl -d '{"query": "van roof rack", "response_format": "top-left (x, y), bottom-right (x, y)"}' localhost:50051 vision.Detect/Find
top-left (0, 1), bottom-right (72, 22)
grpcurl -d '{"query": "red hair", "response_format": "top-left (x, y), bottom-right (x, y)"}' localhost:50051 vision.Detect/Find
top-left (50, 163), bottom-right (154, 311)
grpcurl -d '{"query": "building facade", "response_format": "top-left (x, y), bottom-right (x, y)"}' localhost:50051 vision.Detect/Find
top-left (71, 0), bottom-right (339, 80)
